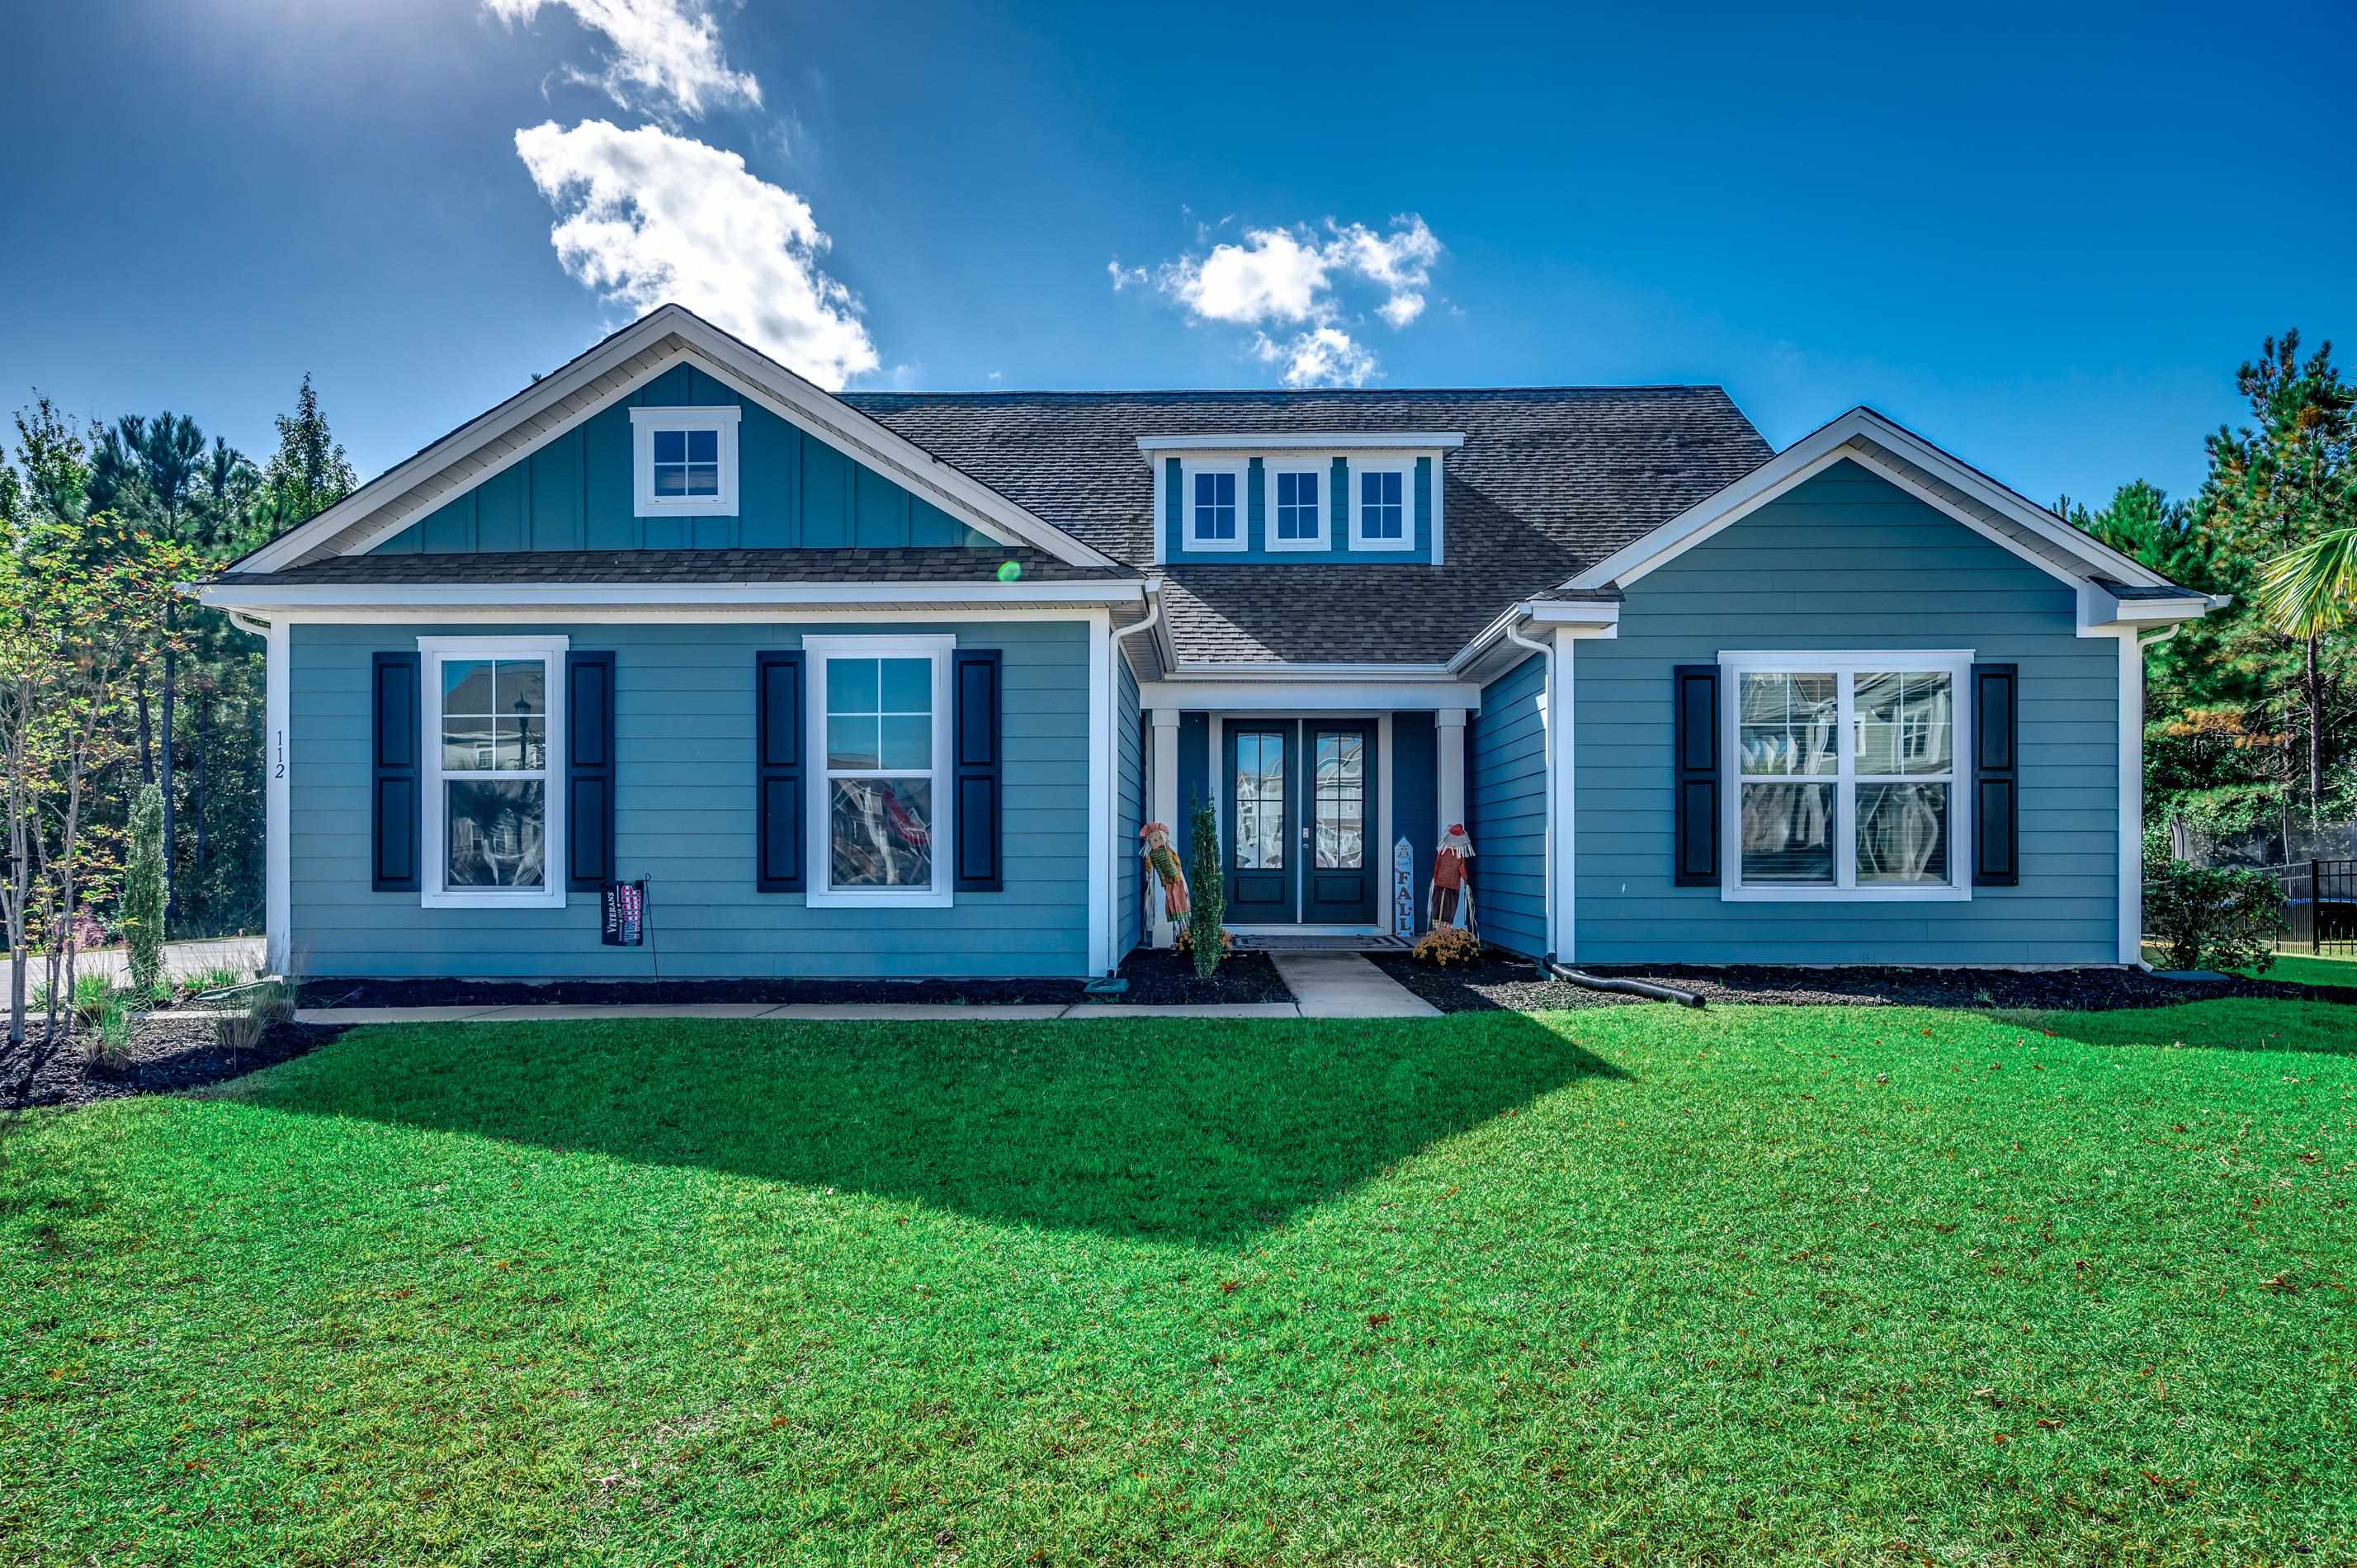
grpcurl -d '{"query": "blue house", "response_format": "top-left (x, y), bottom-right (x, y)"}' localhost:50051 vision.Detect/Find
top-left (201, 305), bottom-right (2218, 980)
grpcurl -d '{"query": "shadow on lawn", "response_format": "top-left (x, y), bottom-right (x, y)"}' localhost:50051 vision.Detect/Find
top-left (248, 1013), bottom-right (1623, 1247)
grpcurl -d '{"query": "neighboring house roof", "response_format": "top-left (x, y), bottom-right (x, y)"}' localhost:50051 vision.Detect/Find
top-left (844, 386), bottom-right (1772, 664)
top-left (208, 546), bottom-right (1117, 588)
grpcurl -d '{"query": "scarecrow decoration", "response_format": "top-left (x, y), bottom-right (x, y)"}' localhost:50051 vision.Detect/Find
top-left (1427, 822), bottom-right (1476, 934)
top-left (1139, 821), bottom-right (1191, 924)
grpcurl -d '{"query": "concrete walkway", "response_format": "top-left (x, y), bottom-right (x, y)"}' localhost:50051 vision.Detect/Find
top-left (1265, 950), bottom-right (1441, 1018)
top-left (297, 954), bottom-right (1438, 1025)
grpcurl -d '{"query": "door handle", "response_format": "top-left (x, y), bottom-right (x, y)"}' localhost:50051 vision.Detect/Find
top-left (1300, 824), bottom-right (1310, 842)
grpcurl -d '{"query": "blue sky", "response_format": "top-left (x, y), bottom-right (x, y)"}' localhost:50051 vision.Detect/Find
top-left (4, 0), bottom-right (2352, 511)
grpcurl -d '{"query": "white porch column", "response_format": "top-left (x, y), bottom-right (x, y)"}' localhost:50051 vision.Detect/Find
top-left (1435, 707), bottom-right (1467, 834)
top-left (263, 618), bottom-right (290, 977)
top-left (1150, 708), bottom-right (1181, 947)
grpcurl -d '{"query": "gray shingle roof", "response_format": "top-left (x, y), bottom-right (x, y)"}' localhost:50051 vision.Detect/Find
top-left (843, 387), bottom-right (1769, 664)
top-left (210, 546), bottom-right (1117, 588)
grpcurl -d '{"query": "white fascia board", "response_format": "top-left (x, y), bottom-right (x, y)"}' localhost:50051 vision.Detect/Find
top-left (1138, 678), bottom-right (1481, 711)
top-left (240, 304), bottom-right (1123, 575)
top-left (1561, 407), bottom-right (2179, 594)
top-left (193, 579), bottom-right (1150, 615)
top-left (1444, 599), bottom-right (1620, 676)
top-left (1136, 432), bottom-right (1465, 452)
top-left (2078, 581), bottom-right (2227, 631)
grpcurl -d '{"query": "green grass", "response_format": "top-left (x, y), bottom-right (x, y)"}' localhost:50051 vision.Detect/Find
top-left (3, 1003), bottom-right (2352, 1564)
top-left (2246, 951), bottom-right (2357, 989)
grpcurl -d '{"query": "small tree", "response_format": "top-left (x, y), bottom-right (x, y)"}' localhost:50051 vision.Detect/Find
top-left (2143, 850), bottom-right (2286, 973)
top-left (123, 784), bottom-right (164, 995)
top-left (1185, 801), bottom-right (1225, 978)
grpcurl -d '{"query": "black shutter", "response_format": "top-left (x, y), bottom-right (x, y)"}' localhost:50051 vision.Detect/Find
top-left (756, 651), bottom-right (805, 891)
top-left (567, 651), bottom-right (616, 892)
top-left (371, 652), bottom-right (420, 892)
top-left (953, 649), bottom-right (1004, 892)
top-left (1972, 662), bottom-right (2019, 886)
top-left (1672, 664), bottom-right (1720, 886)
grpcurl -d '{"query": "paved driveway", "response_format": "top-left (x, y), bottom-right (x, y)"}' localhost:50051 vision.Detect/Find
top-left (2, 936), bottom-right (264, 993)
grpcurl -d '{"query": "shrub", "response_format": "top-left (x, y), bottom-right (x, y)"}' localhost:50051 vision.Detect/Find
top-left (1185, 801), bottom-right (1226, 979)
top-left (217, 982), bottom-right (295, 1056)
top-left (2143, 851), bottom-right (2285, 973)
top-left (122, 784), bottom-right (166, 997)
top-left (1174, 924), bottom-right (1233, 961)
top-left (1413, 925), bottom-right (1482, 967)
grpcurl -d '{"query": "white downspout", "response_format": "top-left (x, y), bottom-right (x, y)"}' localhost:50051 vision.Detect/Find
top-left (1502, 611), bottom-right (1554, 961)
top-left (1105, 584), bottom-right (1164, 975)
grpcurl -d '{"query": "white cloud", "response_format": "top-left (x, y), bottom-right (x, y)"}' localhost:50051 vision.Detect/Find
top-left (1114, 213), bottom-right (1443, 385)
top-left (514, 120), bottom-right (879, 388)
top-left (1254, 328), bottom-right (1380, 389)
top-left (486, 0), bottom-right (761, 120)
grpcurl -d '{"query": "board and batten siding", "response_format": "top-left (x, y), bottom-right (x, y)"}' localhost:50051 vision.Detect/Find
top-left (1573, 459), bottom-right (2121, 964)
top-left (368, 363), bottom-right (994, 556)
top-left (1469, 652), bottom-right (1549, 958)
top-left (288, 619), bottom-right (1089, 978)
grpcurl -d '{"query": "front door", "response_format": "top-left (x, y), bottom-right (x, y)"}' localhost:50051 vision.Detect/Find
top-left (1222, 721), bottom-right (1379, 925)
top-left (1301, 723), bottom-right (1377, 924)
top-left (1223, 725), bottom-right (1296, 921)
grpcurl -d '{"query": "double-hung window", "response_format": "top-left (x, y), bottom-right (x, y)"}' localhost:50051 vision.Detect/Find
top-left (1352, 463), bottom-right (1410, 549)
top-left (1270, 463), bottom-right (1325, 550)
top-left (418, 635), bottom-right (568, 909)
top-left (1185, 462), bottom-right (1244, 550)
top-left (630, 405), bottom-right (741, 517)
top-left (1722, 650), bottom-right (1970, 901)
top-left (805, 635), bottom-right (955, 909)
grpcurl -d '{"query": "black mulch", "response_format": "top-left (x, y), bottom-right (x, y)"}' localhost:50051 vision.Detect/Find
top-left (296, 950), bottom-right (1293, 1012)
top-left (3, 1012), bottom-right (346, 1112)
top-left (1371, 952), bottom-right (2357, 1014)
top-left (299, 974), bottom-right (1089, 1008)
top-left (1115, 947), bottom-right (1292, 1004)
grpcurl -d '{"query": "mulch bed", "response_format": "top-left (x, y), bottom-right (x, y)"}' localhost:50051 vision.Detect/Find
top-left (1372, 952), bottom-right (2357, 1013)
top-left (298, 949), bottom-right (1295, 1012)
top-left (2, 1009), bottom-right (346, 1112)
top-left (1114, 947), bottom-right (1291, 1004)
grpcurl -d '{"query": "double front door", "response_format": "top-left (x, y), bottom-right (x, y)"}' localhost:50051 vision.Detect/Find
top-left (1222, 720), bottom-right (1377, 925)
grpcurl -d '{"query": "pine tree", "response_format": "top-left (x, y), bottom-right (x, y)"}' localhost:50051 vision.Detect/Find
top-left (259, 373), bottom-right (358, 531)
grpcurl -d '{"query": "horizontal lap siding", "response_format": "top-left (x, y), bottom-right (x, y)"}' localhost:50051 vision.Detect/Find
top-left (290, 620), bottom-right (1091, 978)
top-left (1470, 653), bottom-right (1547, 958)
top-left (1117, 651), bottom-right (1143, 958)
top-left (1573, 460), bottom-right (2119, 964)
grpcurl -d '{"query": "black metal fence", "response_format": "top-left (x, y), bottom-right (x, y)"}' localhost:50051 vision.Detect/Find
top-left (2271, 859), bottom-right (2357, 954)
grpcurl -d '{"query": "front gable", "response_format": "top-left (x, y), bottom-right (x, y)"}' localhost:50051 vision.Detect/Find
top-left (233, 305), bottom-right (1122, 576)
top-left (367, 362), bottom-right (994, 557)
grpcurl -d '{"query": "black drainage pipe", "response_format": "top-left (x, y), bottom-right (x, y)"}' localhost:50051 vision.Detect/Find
top-left (1547, 962), bottom-right (1705, 1008)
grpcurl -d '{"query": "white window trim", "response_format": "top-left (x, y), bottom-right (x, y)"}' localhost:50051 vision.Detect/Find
top-left (630, 404), bottom-right (742, 518)
top-left (804, 633), bottom-right (957, 909)
top-left (1349, 460), bottom-right (1415, 551)
top-left (1717, 649), bottom-right (1974, 904)
top-left (1178, 458), bottom-right (1249, 553)
top-left (417, 634), bottom-right (569, 911)
top-left (1266, 460), bottom-right (1329, 552)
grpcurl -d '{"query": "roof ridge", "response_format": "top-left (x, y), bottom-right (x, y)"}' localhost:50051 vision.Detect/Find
top-left (841, 384), bottom-right (1740, 401)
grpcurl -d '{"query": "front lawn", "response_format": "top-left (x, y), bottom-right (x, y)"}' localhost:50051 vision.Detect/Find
top-left (3, 1003), bottom-right (2351, 1563)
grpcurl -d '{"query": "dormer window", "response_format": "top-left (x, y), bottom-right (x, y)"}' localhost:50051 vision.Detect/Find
top-left (1353, 463), bottom-right (1410, 550)
top-left (1270, 462), bottom-right (1325, 550)
top-left (1184, 460), bottom-right (1245, 551)
top-left (631, 406), bottom-right (740, 517)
